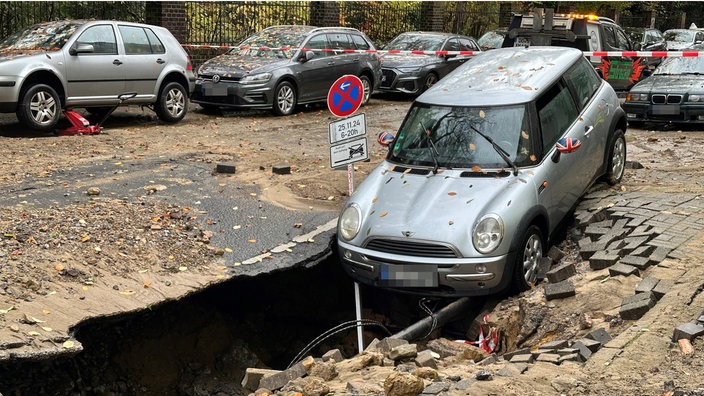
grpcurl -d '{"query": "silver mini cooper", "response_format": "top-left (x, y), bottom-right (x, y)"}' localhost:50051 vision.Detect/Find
top-left (337, 46), bottom-right (627, 297)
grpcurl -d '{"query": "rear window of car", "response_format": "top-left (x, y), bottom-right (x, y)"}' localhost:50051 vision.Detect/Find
top-left (119, 25), bottom-right (165, 54)
top-left (351, 34), bottom-right (371, 50)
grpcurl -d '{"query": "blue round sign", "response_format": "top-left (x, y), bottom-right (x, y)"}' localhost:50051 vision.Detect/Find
top-left (327, 75), bottom-right (364, 117)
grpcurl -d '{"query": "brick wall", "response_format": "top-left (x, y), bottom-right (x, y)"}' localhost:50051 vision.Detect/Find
top-left (145, 1), bottom-right (188, 43)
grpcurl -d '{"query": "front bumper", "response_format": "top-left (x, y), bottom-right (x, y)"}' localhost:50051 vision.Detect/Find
top-left (191, 79), bottom-right (273, 109)
top-left (623, 101), bottom-right (704, 123)
top-left (337, 239), bottom-right (513, 297)
top-left (378, 68), bottom-right (423, 95)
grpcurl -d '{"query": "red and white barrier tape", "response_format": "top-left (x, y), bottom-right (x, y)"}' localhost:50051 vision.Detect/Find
top-left (181, 44), bottom-right (704, 57)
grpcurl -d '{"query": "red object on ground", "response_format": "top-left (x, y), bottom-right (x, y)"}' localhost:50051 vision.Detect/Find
top-left (57, 110), bottom-right (102, 135)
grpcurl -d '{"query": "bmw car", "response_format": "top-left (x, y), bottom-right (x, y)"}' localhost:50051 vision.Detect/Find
top-left (337, 46), bottom-right (627, 297)
top-left (623, 56), bottom-right (704, 127)
top-left (377, 31), bottom-right (480, 95)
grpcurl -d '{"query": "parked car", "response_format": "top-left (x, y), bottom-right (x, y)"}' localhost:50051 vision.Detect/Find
top-left (337, 46), bottom-right (627, 297)
top-left (191, 25), bottom-right (382, 115)
top-left (623, 56), bottom-right (704, 127)
top-left (0, 20), bottom-right (195, 131)
top-left (504, 9), bottom-right (645, 91)
top-left (625, 27), bottom-right (666, 68)
top-left (477, 29), bottom-right (507, 50)
top-left (377, 31), bottom-right (480, 95)
top-left (663, 28), bottom-right (704, 50)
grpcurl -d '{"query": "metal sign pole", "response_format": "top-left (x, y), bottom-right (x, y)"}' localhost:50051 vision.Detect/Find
top-left (348, 163), bottom-right (364, 354)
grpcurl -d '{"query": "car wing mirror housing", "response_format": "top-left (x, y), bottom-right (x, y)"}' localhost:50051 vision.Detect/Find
top-left (552, 137), bottom-right (581, 162)
top-left (70, 43), bottom-right (95, 56)
top-left (302, 50), bottom-right (315, 62)
top-left (378, 131), bottom-right (395, 147)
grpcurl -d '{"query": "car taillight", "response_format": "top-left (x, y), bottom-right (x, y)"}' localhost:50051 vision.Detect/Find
top-left (186, 56), bottom-right (193, 71)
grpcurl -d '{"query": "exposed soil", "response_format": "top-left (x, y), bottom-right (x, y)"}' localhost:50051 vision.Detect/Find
top-left (1, 95), bottom-right (704, 395)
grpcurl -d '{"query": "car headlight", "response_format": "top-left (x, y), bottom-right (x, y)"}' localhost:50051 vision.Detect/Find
top-left (472, 214), bottom-right (504, 254)
top-left (626, 93), bottom-right (649, 102)
top-left (689, 94), bottom-right (701, 102)
top-left (397, 66), bottom-right (422, 73)
top-left (240, 72), bottom-right (272, 84)
top-left (339, 204), bottom-right (361, 241)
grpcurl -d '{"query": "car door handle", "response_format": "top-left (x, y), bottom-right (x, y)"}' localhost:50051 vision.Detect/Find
top-left (327, 61), bottom-right (335, 66)
top-left (156, 58), bottom-right (166, 64)
top-left (113, 59), bottom-right (123, 66)
top-left (584, 125), bottom-right (594, 138)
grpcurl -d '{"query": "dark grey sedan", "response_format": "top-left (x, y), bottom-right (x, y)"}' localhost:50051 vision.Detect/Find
top-left (377, 32), bottom-right (480, 95)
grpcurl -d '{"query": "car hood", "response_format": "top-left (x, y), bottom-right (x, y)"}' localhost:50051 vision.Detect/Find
top-left (0, 49), bottom-right (44, 63)
top-left (666, 41), bottom-right (692, 50)
top-left (632, 74), bottom-right (704, 92)
top-left (198, 53), bottom-right (291, 77)
top-left (347, 162), bottom-right (535, 249)
top-left (381, 53), bottom-right (439, 68)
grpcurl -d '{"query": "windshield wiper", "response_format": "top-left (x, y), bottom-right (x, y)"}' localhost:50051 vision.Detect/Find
top-left (468, 125), bottom-right (519, 176)
top-left (420, 122), bottom-right (441, 174)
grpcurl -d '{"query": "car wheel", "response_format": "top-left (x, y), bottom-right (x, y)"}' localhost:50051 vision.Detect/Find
top-left (272, 81), bottom-right (296, 116)
top-left (359, 75), bottom-right (372, 106)
top-left (16, 84), bottom-right (61, 131)
top-left (154, 82), bottom-right (188, 123)
top-left (421, 72), bottom-right (439, 93)
top-left (605, 129), bottom-right (626, 185)
top-left (512, 225), bottom-right (543, 293)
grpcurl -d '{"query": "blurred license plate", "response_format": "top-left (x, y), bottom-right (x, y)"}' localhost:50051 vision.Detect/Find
top-left (651, 104), bottom-right (679, 115)
top-left (380, 264), bottom-right (438, 287)
top-left (202, 83), bottom-right (228, 96)
top-left (514, 37), bottom-right (530, 47)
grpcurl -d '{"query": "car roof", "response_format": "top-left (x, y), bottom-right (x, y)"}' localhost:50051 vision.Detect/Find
top-left (417, 46), bottom-right (583, 107)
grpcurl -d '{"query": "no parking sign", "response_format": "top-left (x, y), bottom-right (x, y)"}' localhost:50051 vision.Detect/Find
top-left (327, 75), bottom-right (364, 117)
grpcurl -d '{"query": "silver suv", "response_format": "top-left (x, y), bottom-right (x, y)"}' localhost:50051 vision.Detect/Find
top-left (192, 25), bottom-right (382, 116)
top-left (337, 46), bottom-right (627, 297)
top-left (0, 20), bottom-right (195, 131)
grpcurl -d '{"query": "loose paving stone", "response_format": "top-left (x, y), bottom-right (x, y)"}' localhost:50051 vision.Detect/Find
top-left (653, 279), bottom-right (674, 300)
top-left (455, 378), bottom-right (476, 390)
top-left (635, 276), bottom-right (661, 294)
top-left (589, 251), bottom-right (620, 270)
top-left (608, 262), bottom-right (639, 277)
top-left (585, 328), bottom-right (612, 346)
top-left (631, 244), bottom-right (656, 258)
top-left (556, 347), bottom-right (580, 356)
top-left (558, 353), bottom-right (582, 364)
top-left (241, 368), bottom-right (279, 391)
top-left (672, 323), bottom-right (704, 341)
top-left (649, 246), bottom-right (672, 263)
top-left (546, 263), bottom-right (577, 283)
top-left (547, 246), bottom-right (565, 263)
top-left (502, 348), bottom-right (532, 361)
top-left (215, 163), bottom-right (236, 174)
top-left (544, 280), bottom-right (576, 300)
top-left (509, 354), bottom-right (535, 364)
top-left (571, 340), bottom-right (594, 360)
top-left (422, 382), bottom-right (450, 394)
top-left (540, 339), bottom-right (570, 350)
top-left (620, 291), bottom-right (657, 320)
top-left (272, 165), bottom-right (291, 175)
top-left (698, 315), bottom-right (704, 325)
top-left (259, 362), bottom-right (307, 391)
top-left (536, 257), bottom-right (552, 280)
top-left (619, 255), bottom-right (651, 270)
top-left (536, 353), bottom-right (561, 364)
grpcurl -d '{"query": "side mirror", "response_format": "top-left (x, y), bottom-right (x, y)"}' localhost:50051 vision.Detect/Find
top-left (556, 137), bottom-right (581, 154)
top-left (69, 43), bottom-right (95, 56)
top-left (378, 131), bottom-right (395, 147)
top-left (303, 50), bottom-right (315, 62)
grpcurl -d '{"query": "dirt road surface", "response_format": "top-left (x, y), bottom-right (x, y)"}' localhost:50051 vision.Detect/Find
top-left (1, 95), bottom-right (704, 394)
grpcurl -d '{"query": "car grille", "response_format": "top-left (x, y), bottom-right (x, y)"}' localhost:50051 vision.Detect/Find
top-left (200, 74), bottom-right (242, 83)
top-left (364, 238), bottom-right (459, 258)
top-left (651, 94), bottom-right (682, 104)
top-left (380, 69), bottom-right (397, 88)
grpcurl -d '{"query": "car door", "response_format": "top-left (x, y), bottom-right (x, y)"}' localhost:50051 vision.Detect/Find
top-left (64, 23), bottom-right (125, 105)
top-left (295, 33), bottom-right (339, 102)
top-left (117, 24), bottom-right (166, 99)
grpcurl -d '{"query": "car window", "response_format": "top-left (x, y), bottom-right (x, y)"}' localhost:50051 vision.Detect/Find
top-left (602, 25), bottom-right (618, 50)
top-left (564, 57), bottom-right (601, 110)
top-left (537, 83), bottom-right (579, 154)
top-left (327, 32), bottom-right (352, 50)
top-left (119, 25), bottom-right (158, 54)
top-left (458, 38), bottom-right (479, 51)
top-left (443, 38), bottom-right (460, 51)
top-left (697, 32), bottom-right (704, 43)
top-left (350, 34), bottom-right (370, 50)
top-left (75, 24), bottom-right (117, 55)
top-left (614, 27), bottom-right (631, 50)
top-left (305, 34), bottom-right (330, 57)
top-left (145, 28), bottom-right (165, 53)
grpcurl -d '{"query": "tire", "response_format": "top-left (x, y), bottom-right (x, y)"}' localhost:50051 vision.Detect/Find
top-left (604, 129), bottom-right (626, 185)
top-left (421, 72), bottom-right (439, 93)
top-left (154, 82), bottom-right (188, 123)
top-left (272, 81), bottom-right (296, 116)
top-left (511, 225), bottom-right (543, 293)
top-left (359, 75), bottom-right (372, 106)
top-left (16, 84), bottom-right (61, 131)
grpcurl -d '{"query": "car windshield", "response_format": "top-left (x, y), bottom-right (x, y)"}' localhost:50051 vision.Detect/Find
top-left (389, 103), bottom-right (536, 170)
top-left (228, 26), bottom-right (310, 59)
top-left (478, 30), bottom-right (506, 50)
top-left (654, 56), bottom-right (704, 74)
top-left (0, 21), bottom-right (82, 52)
top-left (664, 30), bottom-right (695, 43)
top-left (384, 33), bottom-right (445, 51)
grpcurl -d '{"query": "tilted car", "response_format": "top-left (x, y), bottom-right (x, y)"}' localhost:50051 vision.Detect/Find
top-left (623, 56), bottom-right (704, 127)
top-left (663, 29), bottom-right (704, 51)
top-left (0, 20), bottom-right (195, 131)
top-left (377, 31), bottom-right (480, 95)
top-left (337, 46), bottom-right (627, 297)
top-left (625, 27), bottom-right (666, 68)
top-left (191, 25), bottom-right (382, 116)
top-left (477, 29), bottom-right (508, 51)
